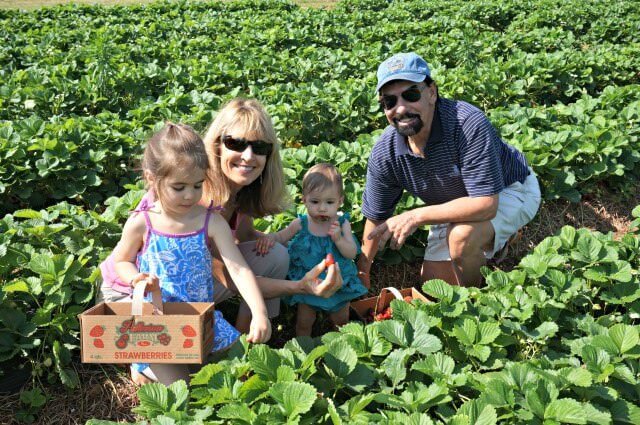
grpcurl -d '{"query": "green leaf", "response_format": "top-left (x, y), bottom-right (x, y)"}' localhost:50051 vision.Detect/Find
top-left (581, 403), bottom-right (611, 425)
top-left (167, 380), bottom-right (188, 411)
top-left (344, 363), bottom-right (375, 392)
top-left (410, 331), bottom-right (442, 355)
top-left (325, 340), bottom-right (358, 378)
top-left (453, 319), bottom-right (477, 346)
top-left (343, 393), bottom-right (376, 418)
top-left (477, 322), bottom-right (501, 345)
top-left (269, 381), bottom-right (316, 419)
top-left (218, 403), bottom-right (256, 423)
top-left (475, 405), bottom-right (498, 425)
top-left (561, 368), bottom-right (592, 387)
top-left (136, 383), bottom-right (169, 418)
top-left (544, 399), bottom-right (586, 424)
top-left (609, 261), bottom-right (633, 282)
top-left (382, 348), bottom-right (413, 387)
top-left (378, 320), bottom-right (410, 347)
top-left (422, 279), bottom-right (453, 302)
top-left (528, 322), bottom-right (559, 341)
top-left (572, 235), bottom-right (603, 264)
top-left (2, 280), bottom-right (29, 293)
top-left (277, 365), bottom-right (296, 382)
top-left (610, 399), bottom-right (640, 424)
top-left (412, 352), bottom-right (455, 378)
top-left (613, 365), bottom-right (637, 385)
top-left (248, 345), bottom-right (281, 382)
top-left (326, 397), bottom-right (342, 425)
top-left (237, 374), bottom-right (269, 404)
top-left (559, 226), bottom-right (576, 248)
top-left (28, 253), bottom-right (56, 277)
top-left (608, 324), bottom-right (639, 354)
top-left (519, 253), bottom-right (548, 278)
top-left (481, 379), bottom-right (514, 407)
top-left (19, 388), bottom-right (47, 408)
top-left (592, 334), bottom-right (626, 356)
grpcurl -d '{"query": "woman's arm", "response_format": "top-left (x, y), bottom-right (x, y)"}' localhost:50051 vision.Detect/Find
top-left (233, 213), bottom-right (260, 242)
top-left (255, 260), bottom-right (342, 299)
top-left (209, 213), bottom-right (271, 343)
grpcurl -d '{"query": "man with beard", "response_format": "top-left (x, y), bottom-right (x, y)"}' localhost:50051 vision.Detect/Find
top-left (357, 52), bottom-right (541, 287)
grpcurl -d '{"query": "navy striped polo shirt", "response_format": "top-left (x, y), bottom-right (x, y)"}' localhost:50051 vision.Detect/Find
top-left (362, 97), bottom-right (529, 221)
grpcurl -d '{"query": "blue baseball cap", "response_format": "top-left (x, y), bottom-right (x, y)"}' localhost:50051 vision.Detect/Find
top-left (376, 52), bottom-right (431, 92)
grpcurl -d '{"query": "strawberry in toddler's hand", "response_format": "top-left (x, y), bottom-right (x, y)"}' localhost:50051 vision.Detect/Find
top-left (325, 253), bottom-right (335, 266)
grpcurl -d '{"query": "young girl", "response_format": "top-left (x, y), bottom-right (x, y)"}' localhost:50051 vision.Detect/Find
top-left (256, 163), bottom-right (367, 336)
top-left (113, 122), bottom-right (271, 384)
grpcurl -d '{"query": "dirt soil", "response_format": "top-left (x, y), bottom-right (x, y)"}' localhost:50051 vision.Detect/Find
top-left (1, 185), bottom-right (638, 424)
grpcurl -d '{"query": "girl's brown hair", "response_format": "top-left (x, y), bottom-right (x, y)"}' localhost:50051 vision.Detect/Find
top-left (302, 163), bottom-right (344, 197)
top-left (142, 122), bottom-right (209, 205)
top-left (202, 98), bottom-right (289, 217)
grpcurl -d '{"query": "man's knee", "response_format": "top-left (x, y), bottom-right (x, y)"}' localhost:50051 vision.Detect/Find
top-left (447, 222), bottom-right (493, 259)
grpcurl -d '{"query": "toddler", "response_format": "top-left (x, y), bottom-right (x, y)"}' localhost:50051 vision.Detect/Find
top-left (256, 163), bottom-right (367, 335)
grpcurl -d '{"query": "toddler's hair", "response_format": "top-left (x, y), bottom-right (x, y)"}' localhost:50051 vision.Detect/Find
top-left (302, 163), bottom-right (343, 197)
top-left (142, 122), bottom-right (209, 201)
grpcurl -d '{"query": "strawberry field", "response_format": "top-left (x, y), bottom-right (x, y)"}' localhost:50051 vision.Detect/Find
top-left (1, 0), bottom-right (639, 423)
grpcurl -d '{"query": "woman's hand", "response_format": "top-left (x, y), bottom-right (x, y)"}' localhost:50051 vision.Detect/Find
top-left (300, 259), bottom-right (343, 298)
top-left (246, 314), bottom-right (272, 344)
top-left (254, 234), bottom-right (276, 256)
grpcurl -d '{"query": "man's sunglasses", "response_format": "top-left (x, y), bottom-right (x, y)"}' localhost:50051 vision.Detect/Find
top-left (222, 135), bottom-right (273, 156)
top-left (378, 85), bottom-right (427, 110)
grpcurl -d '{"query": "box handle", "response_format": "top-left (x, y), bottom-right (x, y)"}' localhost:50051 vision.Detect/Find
top-left (131, 279), bottom-right (164, 316)
top-left (375, 286), bottom-right (404, 314)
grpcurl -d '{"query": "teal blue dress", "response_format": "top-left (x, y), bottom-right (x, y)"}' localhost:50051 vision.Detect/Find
top-left (284, 214), bottom-right (368, 312)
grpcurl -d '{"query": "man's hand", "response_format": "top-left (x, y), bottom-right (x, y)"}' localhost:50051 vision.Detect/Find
top-left (368, 210), bottom-right (419, 251)
top-left (300, 259), bottom-right (342, 298)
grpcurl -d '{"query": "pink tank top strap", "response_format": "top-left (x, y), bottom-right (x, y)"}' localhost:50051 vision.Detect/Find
top-left (204, 201), bottom-right (214, 230)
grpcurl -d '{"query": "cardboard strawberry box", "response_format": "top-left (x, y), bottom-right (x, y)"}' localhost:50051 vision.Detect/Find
top-left (350, 287), bottom-right (429, 322)
top-left (79, 282), bottom-right (214, 364)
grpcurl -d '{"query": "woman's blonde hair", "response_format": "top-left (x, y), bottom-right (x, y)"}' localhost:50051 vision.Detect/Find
top-left (202, 98), bottom-right (289, 217)
top-left (142, 122), bottom-right (209, 207)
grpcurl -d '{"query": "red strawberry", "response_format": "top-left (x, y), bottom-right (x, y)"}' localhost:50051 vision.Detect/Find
top-left (183, 339), bottom-right (194, 348)
top-left (93, 339), bottom-right (104, 348)
top-left (403, 296), bottom-right (413, 302)
top-left (116, 335), bottom-right (128, 349)
top-left (325, 253), bottom-right (335, 266)
top-left (182, 325), bottom-right (197, 337)
top-left (89, 325), bottom-right (104, 337)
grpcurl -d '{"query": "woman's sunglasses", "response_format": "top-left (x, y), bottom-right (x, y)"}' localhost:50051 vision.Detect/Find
top-left (222, 135), bottom-right (273, 156)
top-left (378, 84), bottom-right (427, 110)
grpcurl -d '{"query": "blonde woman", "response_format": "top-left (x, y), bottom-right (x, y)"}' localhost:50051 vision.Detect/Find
top-left (98, 99), bottom-right (342, 385)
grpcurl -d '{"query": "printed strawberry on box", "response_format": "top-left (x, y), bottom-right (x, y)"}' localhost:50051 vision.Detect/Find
top-left (79, 282), bottom-right (214, 364)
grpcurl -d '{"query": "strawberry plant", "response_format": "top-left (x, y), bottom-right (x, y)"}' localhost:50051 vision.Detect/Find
top-left (89, 220), bottom-right (640, 423)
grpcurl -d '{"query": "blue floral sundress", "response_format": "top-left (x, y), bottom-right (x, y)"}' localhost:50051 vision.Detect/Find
top-left (284, 213), bottom-right (367, 312)
top-left (132, 206), bottom-right (240, 374)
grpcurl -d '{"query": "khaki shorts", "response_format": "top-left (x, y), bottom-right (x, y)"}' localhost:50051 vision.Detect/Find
top-left (424, 169), bottom-right (541, 261)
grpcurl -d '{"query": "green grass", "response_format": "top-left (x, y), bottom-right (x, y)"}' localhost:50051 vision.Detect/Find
top-left (0, 0), bottom-right (336, 9)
